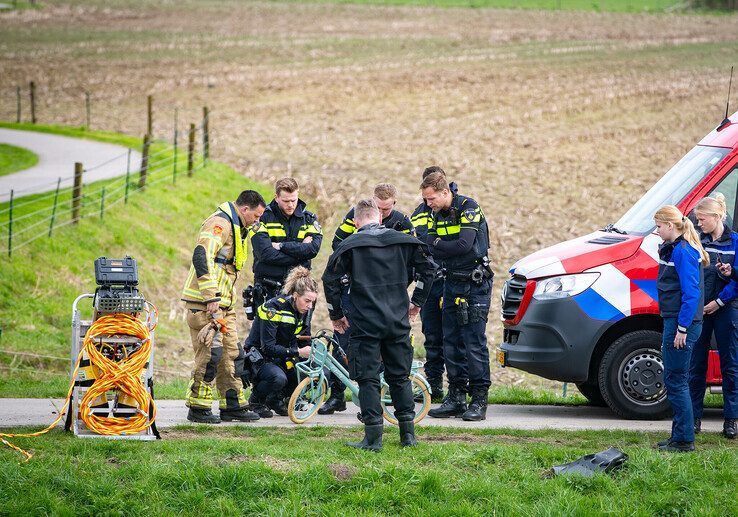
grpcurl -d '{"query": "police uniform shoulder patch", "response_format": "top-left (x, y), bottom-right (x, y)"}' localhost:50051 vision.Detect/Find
top-left (462, 209), bottom-right (477, 220)
top-left (251, 222), bottom-right (263, 231)
top-left (313, 220), bottom-right (321, 231)
top-left (266, 308), bottom-right (276, 319)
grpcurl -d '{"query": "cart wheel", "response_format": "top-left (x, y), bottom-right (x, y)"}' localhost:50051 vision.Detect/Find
top-left (288, 376), bottom-right (327, 424)
top-left (381, 375), bottom-right (431, 425)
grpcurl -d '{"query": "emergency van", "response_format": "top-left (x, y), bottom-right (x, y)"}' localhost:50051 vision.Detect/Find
top-left (499, 111), bottom-right (738, 419)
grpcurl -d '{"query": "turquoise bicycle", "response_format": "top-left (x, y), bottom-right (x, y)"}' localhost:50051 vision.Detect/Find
top-left (288, 330), bottom-right (431, 425)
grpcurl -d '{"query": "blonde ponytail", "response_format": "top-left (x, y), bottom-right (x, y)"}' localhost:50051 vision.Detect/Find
top-left (282, 266), bottom-right (318, 297)
top-left (694, 192), bottom-right (727, 221)
top-left (654, 205), bottom-right (709, 265)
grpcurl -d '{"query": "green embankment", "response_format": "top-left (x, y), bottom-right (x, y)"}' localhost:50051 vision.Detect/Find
top-left (0, 142), bottom-right (38, 177)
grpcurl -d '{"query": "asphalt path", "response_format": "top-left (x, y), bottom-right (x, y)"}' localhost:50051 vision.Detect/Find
top-left (0, 128), bottom-right (141, 202)
top-left (0, 398), bottom-right (729, 434)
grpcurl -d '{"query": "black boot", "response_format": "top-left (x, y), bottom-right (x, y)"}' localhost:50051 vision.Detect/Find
top-left (462, 388), bottom-right (488, 421)
top-left (428, 386), bottom-right (467, 418)
top-left (220, 407), bottom-right (260, 422)
top-left (267, 396), bottom-right (288, 417)
top-left (248, 403), bottom-right (273, 418)
top-left (694, 418), bottom-right (702, 435)
top-left (428, 378), bottom-right (444, 404)
top-left (724, 418), bottom-right (737, 439)
top-left (399, 420), bottom-right (417, 447)
top-left (659, 441), bottom-right (695, 452)
top-left (346, 424), bottom-right (383, 452)
top-left (187, 407), bottom-right (221, 424)
top-left (318, 392), bottom-right (347, 415)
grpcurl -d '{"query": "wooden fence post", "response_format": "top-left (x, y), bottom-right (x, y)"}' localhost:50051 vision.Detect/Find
top-left (147, 94), bottom-right (153, 136)
top-left (29, 81), bottom-right (36, 124)
top-left (187, 123), bottom-right (195, 176)
top-left (72, 163), bottom-right (83, 224)
top-left (202, 106), bottom-right (210, 164)
top-left (139, 134), bottom-right (150, 190)
top-left (100, 187), bottom-right (106, 220)
top-left (15, 86), bottom-right (20, 123)
top-left (125, 148), bottom-right (131, 203)
top-left (85, 91), bottom-right (91, 129)
top-left (48, 177), bottom-right (61, 237)
top-left (173, 107), bottom-right (178, 184)
top-left (7, 190), bottom-right (13, 257)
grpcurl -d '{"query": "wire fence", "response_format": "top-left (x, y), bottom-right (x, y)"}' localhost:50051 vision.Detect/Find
top-left (0, 99), bottom-right (214, 257)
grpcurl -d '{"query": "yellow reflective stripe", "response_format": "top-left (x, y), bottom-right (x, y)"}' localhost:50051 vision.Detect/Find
top-left (436, 225), bottom-right (461, 236)
top-left (267, 228), bottom-right (287, 238)
top-left (411, 214), bottom-right (429, 226)
top-left (401, 227), bottom-right (412, 234)
top-left (339, 222), bottom-right (355, 234)
top-left (257, 305), bottom-right (297, 324)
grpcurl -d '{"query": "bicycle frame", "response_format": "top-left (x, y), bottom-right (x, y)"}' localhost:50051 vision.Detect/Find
top-left (294, 331), bottom-right (430, 401)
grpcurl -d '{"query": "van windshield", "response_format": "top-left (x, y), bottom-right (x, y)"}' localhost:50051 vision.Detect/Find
top-left (614, 145), bottom-right (731, 235)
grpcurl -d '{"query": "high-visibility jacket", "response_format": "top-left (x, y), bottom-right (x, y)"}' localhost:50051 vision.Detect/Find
top-left (181, 202), bottom-right (248, 309)
top-left (332, 207), bottom-right (413, 251)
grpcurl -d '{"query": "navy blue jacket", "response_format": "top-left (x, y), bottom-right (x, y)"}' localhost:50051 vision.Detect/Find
top-left (699, 226), bottom-right (738, 307)
top-left (657, 236), bottom-right (705, 332)
top-left (244, 295), bottom-right (310, 362)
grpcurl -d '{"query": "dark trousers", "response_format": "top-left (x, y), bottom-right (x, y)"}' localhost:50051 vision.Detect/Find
top-left (663, 317), bottom-right (701, 443)
top-left (251, 362), bottom-right (296, 402)
top-left (442, 277), bottom-right (492, 392)
top-left (348, 331), bottom-right (415, 426)
top-left (421, 279), bottom-right (445, 382)
top-left (689, 306), bottom-right (738, 419)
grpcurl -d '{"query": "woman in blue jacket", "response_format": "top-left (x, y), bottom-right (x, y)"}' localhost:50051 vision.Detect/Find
top-left (690, 193), bottom-right (738, 439)
top-left (654, 205), bottom-right (708, 452)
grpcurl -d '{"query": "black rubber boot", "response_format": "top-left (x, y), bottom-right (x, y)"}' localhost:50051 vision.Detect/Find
top-left (399, 420), bottom-right (418, 447)
top-left (428, 378), bottom-right (444, 404)
top-left (694, 418), bottom-right (702, 435)
top-left (655, 437), bottom-right (672, 448)
top-left (318, 393), bottom-right (347, 415)
top-left (346, 424), bottom-right (383, 452)
top-left (724, 418), bottom-right (737, 439)
top-left (659, 441), bottom-right (695, 453)
top-left (461, 388), bottom-right (488, 421)
top-left (220, 408), bottom-right (260, 422)
top-left (187, 407), bottom-right (221, 424)
top-left (248, 403), bottom-right (273, 419)
top-left (428, 386), bottom-right (467, 418)
top-left (267, 396), bottom-right (288, 417)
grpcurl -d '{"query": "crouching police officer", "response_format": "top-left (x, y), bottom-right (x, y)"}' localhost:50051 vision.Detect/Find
top-left (243, 267), bottom-right (316, 417)
top-left (323, 199), bottom-right (437, 451)
top-left (320, 183), bottom-right (414, 416)
top-left (421, 172), bottom-right (493, 422)
top-left (410, 166), bottom-right (458, 403)
top-left (248, 177), bottom-right (322, 312)
top-left (181, 190), bottom-right (266, 424)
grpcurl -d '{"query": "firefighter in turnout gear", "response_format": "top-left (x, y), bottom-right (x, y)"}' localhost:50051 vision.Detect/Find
top-left (181, 190), bottom-right (266, 424)
top-left (320, 183), bottom-right (414, 416)
top-left (243, 267), bottom-right (316, 418)
top-left (251, 178), bottom-right (323, 306)
top-left (410, 166), bottom-right (458, 403)
top-left (323, 199), bottom-right (437, 451)
top-left (421, 172), bottom-right (493, 422)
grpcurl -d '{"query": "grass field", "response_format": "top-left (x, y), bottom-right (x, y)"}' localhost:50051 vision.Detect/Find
top-left (2, 425), bottom-right (738, 514)
top-left (0, 142), bottom-right (38, 176)
top-left (1, 0), bottom-right (738, 396)
top-left (294, 0), bottom-right (684, 12)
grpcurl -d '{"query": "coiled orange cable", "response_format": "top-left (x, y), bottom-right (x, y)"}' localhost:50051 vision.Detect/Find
top-left (0, 303), bottom-right (158, 460)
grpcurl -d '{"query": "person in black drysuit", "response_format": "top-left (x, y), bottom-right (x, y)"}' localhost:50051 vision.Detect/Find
top-left (322, 199), bottom-right (437, 451)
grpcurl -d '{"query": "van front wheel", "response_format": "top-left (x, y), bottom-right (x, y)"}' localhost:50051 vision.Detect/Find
top-left (598, 330), bottom-right (671, 420)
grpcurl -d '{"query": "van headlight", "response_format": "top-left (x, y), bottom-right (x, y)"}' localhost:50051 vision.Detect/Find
top-left (533, 273), bottom-right (600, 300)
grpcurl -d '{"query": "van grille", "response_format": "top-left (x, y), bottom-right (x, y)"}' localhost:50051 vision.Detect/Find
top-left (501, 275), bottom-right (527, 321)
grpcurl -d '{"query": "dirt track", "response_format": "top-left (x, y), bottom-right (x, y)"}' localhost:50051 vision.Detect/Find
top-left (2, 1), bottom-right (738, 383)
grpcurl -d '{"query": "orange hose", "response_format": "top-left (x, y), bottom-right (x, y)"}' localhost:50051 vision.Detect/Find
top-left (1, 304), bottom-right (158, 460)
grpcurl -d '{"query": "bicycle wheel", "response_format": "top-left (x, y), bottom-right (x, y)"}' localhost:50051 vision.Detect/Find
top-left (381, 374), bottom-right (431, 425)
top-left (288, 376), bottom-right (327, 424)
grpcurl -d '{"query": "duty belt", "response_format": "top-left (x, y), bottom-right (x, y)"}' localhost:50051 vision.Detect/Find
top-left (214, 257), bottom-right (234, 265)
